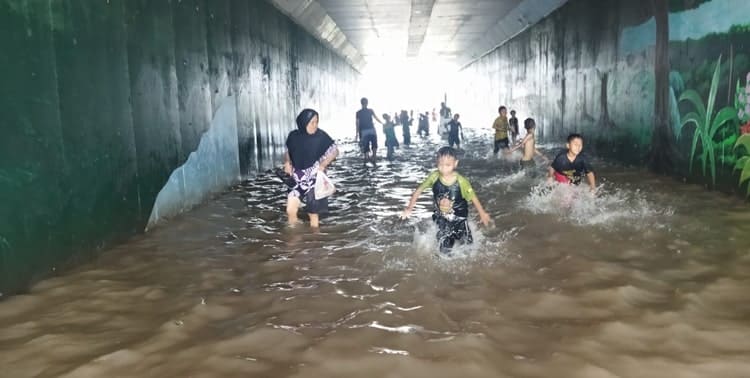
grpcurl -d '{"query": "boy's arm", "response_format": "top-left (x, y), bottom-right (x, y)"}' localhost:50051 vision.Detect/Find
top-left (509, 135), bottom-right (529, 152)
top-left (547, 166), bottom-right (556, 183)
top-left (355, 116), bottom-right (360, 141)
top-left (372, 110), bottom-right (384, 125)
top-left (586, 172), bottom-right (596, 192)
top-left (401, 187), bottom-right (424, 218)
top-left (470, 196), bottom-right (491, 226)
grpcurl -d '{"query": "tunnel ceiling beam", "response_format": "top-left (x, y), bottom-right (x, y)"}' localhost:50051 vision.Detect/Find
top-left (406, 0), bottom-right (436, 58)
top-left (270, 0), bottom-right (568, 69)
top-left (461, 0), bottom-right (568, 67)
top-left (268, 0), bottom-right (366, 71)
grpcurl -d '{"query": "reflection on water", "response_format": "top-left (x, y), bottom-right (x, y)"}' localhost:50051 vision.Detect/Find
top-left (2, 131), bottom-right (750, 377)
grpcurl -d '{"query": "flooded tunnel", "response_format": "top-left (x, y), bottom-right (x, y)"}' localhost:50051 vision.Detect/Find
top-left (2, 0), bottom-right (750, 376)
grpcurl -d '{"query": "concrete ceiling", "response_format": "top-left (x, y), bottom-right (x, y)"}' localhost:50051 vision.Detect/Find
top-left (269, 0), bottom-right (568, 71)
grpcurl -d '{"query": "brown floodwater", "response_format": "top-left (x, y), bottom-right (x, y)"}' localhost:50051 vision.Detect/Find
top-left (2, 132), bottom-right (750, 378)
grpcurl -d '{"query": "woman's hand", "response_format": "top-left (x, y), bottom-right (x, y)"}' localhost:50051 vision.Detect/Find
top-left (284, 161), bottom-right (293, 176)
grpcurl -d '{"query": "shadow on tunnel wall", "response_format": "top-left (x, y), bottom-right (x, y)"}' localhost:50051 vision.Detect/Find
top-left (455, 0), bottom-right (750, 198)
top-left (0, 0), bottom-right (358, 295)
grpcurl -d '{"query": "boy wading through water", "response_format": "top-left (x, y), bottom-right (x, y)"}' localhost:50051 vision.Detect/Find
top-left (492, 106), bottom-right (510, 155)
top-left (446, 114), bottom-right (463, 149)
top-left (509, 118), bottom-right (548, 176)
top-left (548, 133), bottom-right (596, 192)
top-left (401, 147), bottom-right (491, 254)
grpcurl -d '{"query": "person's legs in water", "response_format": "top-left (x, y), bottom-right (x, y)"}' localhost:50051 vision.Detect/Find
top-left (286, 195), bottom-right (301, 225)
top-left (361, 129), bottom-right (377, 164)
top-left (520, 159), bottom-right (537, 177)
top-left (387, 145), bottom-right (395, 161)
top-left (369, 135), bottom-right (378, 163)
top-left (360, 138), bottom-right (370, 163)
top-left (435, 217), bottom-right (473, 254)
top-left (494, 138), bottom-right (509, 155)
top-left (435, 217), bottom-right (455, 254)
top-left (303, 189), bottom-right (328, 228)
top-left (449, 132), bottom-right (460, 149)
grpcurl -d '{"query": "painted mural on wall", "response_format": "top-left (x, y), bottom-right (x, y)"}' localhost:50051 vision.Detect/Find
top-left (616, 0), bottom-right (750, 192)
top-left (456, 0), bottom-right (750, 197)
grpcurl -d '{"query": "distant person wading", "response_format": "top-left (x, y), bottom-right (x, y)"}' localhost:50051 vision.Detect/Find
top-left (356, 97), bottom-right (384, 165)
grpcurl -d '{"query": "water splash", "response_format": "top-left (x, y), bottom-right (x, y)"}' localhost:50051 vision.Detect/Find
top-left (521, 182), bottom-right (674, 229)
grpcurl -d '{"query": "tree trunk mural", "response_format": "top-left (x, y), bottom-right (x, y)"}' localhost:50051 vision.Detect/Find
top-left (648, 0), bottom-right (679, 173)
top-left (597, 70), bottom-right (616, 130)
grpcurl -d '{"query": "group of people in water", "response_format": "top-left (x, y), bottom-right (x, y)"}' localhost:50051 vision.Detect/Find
top-left (355, 98), bottom-right (456, 162)
top-left (281, 98), bottom-right (597, 254)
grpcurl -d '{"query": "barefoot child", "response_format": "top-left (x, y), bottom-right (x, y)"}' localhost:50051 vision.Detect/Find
top-left (401, 147), bottom-right (491, 254)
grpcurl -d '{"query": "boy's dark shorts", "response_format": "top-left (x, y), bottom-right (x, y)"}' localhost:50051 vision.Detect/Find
top-left (303, 189), bottom-right (328, 214)
top-left (448, 132), bottom-right (460, 146)
top-left (520, 159), bottom-right (536, 169)
top-left (433, 215), bottom-right (473, 254)
top-left (360, 131), bottom-right (377, 154)
top-left (494, 138), bottom-right (509, 153)
top-left (520, 159), bottom-right (537, 177)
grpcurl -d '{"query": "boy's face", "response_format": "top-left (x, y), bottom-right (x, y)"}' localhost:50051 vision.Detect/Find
top-left (437, 156), bottom-right (458, 176)
top-left (453, 115), bottom-right (459, 120)
top-left (567, 137), bottom-right (583, 156)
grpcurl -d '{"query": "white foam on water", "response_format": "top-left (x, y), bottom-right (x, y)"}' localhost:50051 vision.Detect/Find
top-left (521, 182), bottom-right (674, 230)
top-left (386, 219), bottom-right (516, 273)
top-left (484, 170), bottom-right (526, 186)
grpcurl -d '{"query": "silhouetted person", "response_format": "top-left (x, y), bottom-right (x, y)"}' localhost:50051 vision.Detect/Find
top-left (356, 97), bottom-right (383, 164)
top-left (400, 110), bottom-right (413, 146)
top-left (418, 112), bottom-right (430, 137)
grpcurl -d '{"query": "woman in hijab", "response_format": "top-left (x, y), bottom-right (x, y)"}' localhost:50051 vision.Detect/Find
top-left (284, 108), bottom-right (339, 228)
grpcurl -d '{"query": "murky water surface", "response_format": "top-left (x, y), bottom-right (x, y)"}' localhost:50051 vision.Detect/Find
top-left (2, 131), bottom-right (750, 377)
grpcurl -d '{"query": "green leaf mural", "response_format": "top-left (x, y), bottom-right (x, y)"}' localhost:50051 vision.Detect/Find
top-left (679, 55), bottom-right (739, 186)
top-left (735, 135), bottom-right (750, 197)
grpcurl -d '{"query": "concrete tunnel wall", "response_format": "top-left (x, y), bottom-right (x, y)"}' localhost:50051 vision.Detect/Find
top-left (455, 0), bottom-right (750, 197)
top-left (0, 0), bottom-right (359, 296)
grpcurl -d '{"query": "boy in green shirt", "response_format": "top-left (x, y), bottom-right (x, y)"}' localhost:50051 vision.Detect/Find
top-left (401, 147), bottom-right (491, 254)
top-left (492, 106), bottom-right (510, 155)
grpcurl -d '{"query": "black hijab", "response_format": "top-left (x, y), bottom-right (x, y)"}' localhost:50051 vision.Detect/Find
top-left (296, 108), bottom-right (318, 131)
top-left (286, 108), bottom-right (335, 170)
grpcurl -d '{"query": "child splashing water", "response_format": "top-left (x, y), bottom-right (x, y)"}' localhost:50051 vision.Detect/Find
top-left (401, 147), bottom-right (491, 254)
top-left (548, 133), bottom-right (596, 192)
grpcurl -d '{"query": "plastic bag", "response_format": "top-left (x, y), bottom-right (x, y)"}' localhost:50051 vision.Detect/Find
top-left (314, 171), bottom-right (336, 199)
